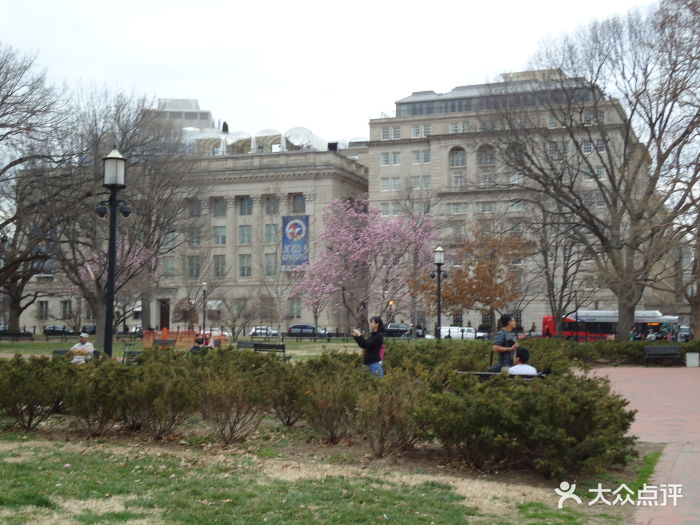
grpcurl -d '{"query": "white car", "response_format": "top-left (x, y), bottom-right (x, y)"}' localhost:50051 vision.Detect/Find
top-left (440, 326), bottom-right (488, 339)
top-left (250, 326), bottom-right (278, 337)
top-left (206, 328), bottom-right (232, 337)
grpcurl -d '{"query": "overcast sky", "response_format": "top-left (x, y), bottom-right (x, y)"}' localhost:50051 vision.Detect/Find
top-left (2, 0), bottom-right (654, 142)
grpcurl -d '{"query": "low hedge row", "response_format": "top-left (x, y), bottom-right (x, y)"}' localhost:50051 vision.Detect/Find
top-left (0, 346), bottom-right (637, 478)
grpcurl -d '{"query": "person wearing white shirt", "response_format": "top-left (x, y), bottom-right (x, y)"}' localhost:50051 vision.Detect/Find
top-left (508, 347), bottom-right (538, 376)
top-left (69, 333), bottom-right (95, 364)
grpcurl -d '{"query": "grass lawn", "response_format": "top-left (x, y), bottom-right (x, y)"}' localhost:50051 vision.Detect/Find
top-left (0, 412), bottom-right (658, 525)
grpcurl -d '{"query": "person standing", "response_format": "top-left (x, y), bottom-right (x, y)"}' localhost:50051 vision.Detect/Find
top-left (491, 314), bottom-right (518, 371)
top-left (69, 332), bottom-right (95, 364)
top-left (351, 316), bottom-right (384, 377)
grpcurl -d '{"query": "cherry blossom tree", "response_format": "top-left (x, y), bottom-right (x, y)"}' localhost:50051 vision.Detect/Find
top-left (292, 195), bottom-right (436, 330)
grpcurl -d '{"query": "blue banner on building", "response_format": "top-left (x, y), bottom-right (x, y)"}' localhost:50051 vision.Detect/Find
top-left (281, 215), bottom-right (309, 268)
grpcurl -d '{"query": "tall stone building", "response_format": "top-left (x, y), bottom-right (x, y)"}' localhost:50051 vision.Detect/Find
top-left (348, 70), bottom-right (682, 330)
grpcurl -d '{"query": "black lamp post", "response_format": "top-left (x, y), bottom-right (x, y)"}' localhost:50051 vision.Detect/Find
top-left (201, 281), bottom-right (207, 336)
top-left (431, 246), bottom-right (447, 339)
top-left (95, 149), bottom-right (130, 357)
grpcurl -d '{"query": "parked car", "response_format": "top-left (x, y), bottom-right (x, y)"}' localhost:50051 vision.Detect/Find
top-left (440, 326), bottom-right (488, 339)
top-left (384, 322), bottom-right (409, 337)
top-left (0, 325), bottom-right (32, 336)
top-left (43, 325), bottom-right (78, 336)
top-left (287, 324), bottom-right (327, 337)
top-left (81, 324), bottom-right (97, 335)
top-left (207, 328), bottom-right (232, 337)
top-left (250, 326), bottom-right (278, 337)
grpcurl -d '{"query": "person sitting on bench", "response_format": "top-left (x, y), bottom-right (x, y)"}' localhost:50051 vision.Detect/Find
top-left (69, 332), bottom-right (95, 365)
top-left (508, 347), bottom-right (537, 376)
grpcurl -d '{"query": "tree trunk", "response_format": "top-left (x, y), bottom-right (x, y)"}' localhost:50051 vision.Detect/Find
top-left (689, 295), bottom-right (700, 340)
top-left (141, 287), bottom-right (153, 330)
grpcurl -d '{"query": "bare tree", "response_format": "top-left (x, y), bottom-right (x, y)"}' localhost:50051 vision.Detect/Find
top-left (50, 89), bottom-right (194, 347)
top-left (493, 0), bottom-right (699, 338)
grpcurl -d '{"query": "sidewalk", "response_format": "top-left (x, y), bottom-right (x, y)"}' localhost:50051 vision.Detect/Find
top-left (594, 367), bottom-right (700, 525)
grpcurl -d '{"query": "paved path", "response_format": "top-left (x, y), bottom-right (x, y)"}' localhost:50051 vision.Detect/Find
top-left (594, 367), bottom-right (700, 525)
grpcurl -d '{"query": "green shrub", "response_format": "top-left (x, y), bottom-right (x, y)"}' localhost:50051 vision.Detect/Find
top-left (63, 360), bottom-right (130, 436)
top-left (415, 371), bottom-right (636, 478)
top-left (269, 361), bottom-right (309, 427)
top-left (121, 352), bottom-right (201, 438)
top-left (0, 356), bottom-right (71, 431)
top-left (300, 352), bottom-right (370, 444)
top-left (199, 350), bottom-right (275, 444)
top-left (353, 368), bottom-right (429, 458)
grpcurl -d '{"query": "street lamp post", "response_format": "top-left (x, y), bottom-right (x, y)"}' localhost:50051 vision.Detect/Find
top-left (202, 281), bottom-right (207, 336)
top-left (96, 149), bottom-right (130, 358)
top-left (431, 246), bottom-right (447, 339)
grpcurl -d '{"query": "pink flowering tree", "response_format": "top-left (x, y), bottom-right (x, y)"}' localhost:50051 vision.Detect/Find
top-left (292, 195), bottom-right (435, 330)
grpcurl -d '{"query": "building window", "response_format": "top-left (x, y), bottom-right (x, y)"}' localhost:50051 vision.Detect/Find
top-left (234, 298), bottom-right (247, 316)
top-left (213, 226), bottom-right (226, 245)
top-left (450, 122), bottom-right (459, 134)
top-left (187, 199), bottom-right (201, 217)
top-left (450, 202), bottom-right (467, 214)
top-left (187, 255), bottom-right (200, 278)
top-left (211, 197), bottom-right (226, 217)
top-left (596, 192), bottom-right (606, 208)
top-left (61, 300), bottom-right (72, 320)
top-left (391, 177), bottom-right (401, 191)
top-left (265, 197), bottom-right (279, 214)
top-left (392, 127), bottom-right (401, 140)
top-left (292, 194), bottom-right (305, 213)
top-left (584, 111), bottom-right (605, 125)
top-left (423, 125), bottom-right (431, 137)
top-left (423, 150), bottom-right (431, 163)
top-left (162, 256), bottom-right (175, 278)
top-left (264, 253), bottom-right (277, 276)
top-left (213, 254), bottom-right (226, 277)
top-left (412, 126), bottom-right (421, 138)
top-left (548, 114), bottom-right (558, 129)
top-left (391, 152), bottom-right (401, 166)
top-left (582, 141), bottom-right (593, 154)
top-left (380, 202), bottom-right (390, 216)
top-left (509, 200), bottom-right (524, 211)
top-left (239, 254), bottom-right (252, 277)
top-left (187, 228), bottom-right (200, 246)
top-left (452, 173), bottom-right (465, 189)
top-left (381, 127), bottom-right (390, 140)
top-left (37, 300), bottom-right (49, 320)
top-left (411, 176), bottom-right (421, 190)
top-left (239, 225), bottom-right (252, 245)
top-left (238, 196), bottom-right (253, 216)
top-left (380, 178), bottom-right (390, 191)
top-left (449, 147), bottom-right (466, 167)
top-left (381, 153), bottom-right (390, 166)
top-left (163, 231), bottom-right (177, 247)
top-left (510, 173), bottom-right (524, 186)
top-left (595, 166), bottom-right (605, 179)
top-left (422, 176), bottom-right (431, 189)
top-left (289, 297), bottom-right (302, 319)
top-left (480, 174), bottom-right (495, 187)
top-left (264, 224), bottom-right (277, 243)
top-left (479, 146), bottom-right (495, 165)
top-left (595, 139), bottom-right (606, 152)
top-left (480, 201), bottom-right (493, 213)
top-left (452, 314), bottom-right (463, 326)
top-left (411, 150), bottom-right (421, 164)
top-left (391, 201), bottom-right (401, 216)
top-left (462, 121), bottom-right (470, 133)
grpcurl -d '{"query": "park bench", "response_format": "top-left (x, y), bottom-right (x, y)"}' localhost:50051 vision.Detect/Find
top-left (236, 340), bottom-right (256, 350)
top-left (0, 333), bottom-right (33, 342)
top-left (52, 349), bottom-right (101, 361)
top-left (152, 339), bottom-right (176, 348)
top-left (253, 342), bottom-right (289, 361)
top-left (643, 345), bottom-right (682, 366)
top-left (457, 371), bottom-right (546, 382)
top-left (122, 349), bottom-right (141, 364)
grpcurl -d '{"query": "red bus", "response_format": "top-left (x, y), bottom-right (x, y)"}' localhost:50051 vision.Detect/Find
top-left (542, 310), bottom-right (679, 341)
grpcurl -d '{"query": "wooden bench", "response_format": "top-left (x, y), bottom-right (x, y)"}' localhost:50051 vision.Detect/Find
top-left (152, 339), bottom-right (176, 348)
top-left (457, 371), bottom-right (546, 382)
top-left (253, 342), bottom-right (289, 361)
top-left (53, 349), bottom-right (101, 361)
top-left (236, 340), bottom-right (256, 350)
top-left (122, 350), bottom-right (141, 364)
top-left (643, 345), bottom-right (682, 366)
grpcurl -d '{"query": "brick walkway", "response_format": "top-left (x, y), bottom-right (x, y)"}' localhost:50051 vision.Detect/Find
top-left (594, 367), bottom-right (700, 525)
